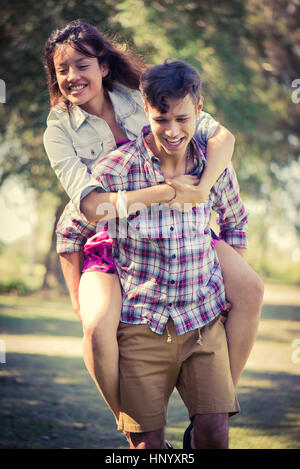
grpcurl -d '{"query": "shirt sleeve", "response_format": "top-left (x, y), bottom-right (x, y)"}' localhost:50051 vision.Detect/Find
top-left (210, 163), bottom-right (248, 249)
top-left (56, 201), bottom-right (97, 254)
top-left (43, 123), bottom-right (103, 213)
top-left (55, 160), bottom-right (129, 254)
top-left (194, 111), bottom-right (220, 146)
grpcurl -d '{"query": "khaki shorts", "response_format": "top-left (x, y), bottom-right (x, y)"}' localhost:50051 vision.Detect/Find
top-left (117, 314), bottom-right (240, 433)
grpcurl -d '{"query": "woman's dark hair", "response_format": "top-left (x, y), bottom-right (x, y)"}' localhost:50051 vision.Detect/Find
top-left (44, 19), bottom-right (145, 108)
top-left (140, 60), bottom-right (201, 113)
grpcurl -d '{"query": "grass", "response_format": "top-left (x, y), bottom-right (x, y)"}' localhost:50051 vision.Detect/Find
top-left (0, 282), bottom-right (300, 449)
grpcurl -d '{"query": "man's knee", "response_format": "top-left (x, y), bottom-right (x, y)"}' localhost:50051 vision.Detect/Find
top-left (193, 413), bottom-right (229, 449)
top-left (129, 429), bottom-right (165, 449)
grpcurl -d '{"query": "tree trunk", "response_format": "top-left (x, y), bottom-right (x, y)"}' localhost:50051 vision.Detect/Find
top-left (41, 199), bottom-right (68, 293)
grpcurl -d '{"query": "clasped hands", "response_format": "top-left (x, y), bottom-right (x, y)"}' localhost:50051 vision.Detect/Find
top-left (165, 175), bottom-right (209, 211)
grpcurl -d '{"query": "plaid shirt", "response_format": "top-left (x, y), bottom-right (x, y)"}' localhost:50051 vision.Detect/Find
top-left (57, 126), bottom-right (248, 335)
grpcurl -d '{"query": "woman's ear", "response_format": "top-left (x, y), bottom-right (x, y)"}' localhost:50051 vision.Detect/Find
top-left (101, 63), bottom-right (109, 78)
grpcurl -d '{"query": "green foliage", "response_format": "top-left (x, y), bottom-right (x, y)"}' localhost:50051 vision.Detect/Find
top-left (1, 0), bottom-right (299, 281)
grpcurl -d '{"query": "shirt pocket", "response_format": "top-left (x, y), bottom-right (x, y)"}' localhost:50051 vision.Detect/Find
top-left (75, 140), bottom-right (103, 165)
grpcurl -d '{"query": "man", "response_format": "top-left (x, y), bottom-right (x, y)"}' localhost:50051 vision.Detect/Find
top-left (63, 60), bottom-right (248, 449)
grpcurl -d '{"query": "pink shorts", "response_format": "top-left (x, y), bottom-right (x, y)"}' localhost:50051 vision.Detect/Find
top-left (81, 230), bottom-right (118, 275)
top-left (211, 229), bottom-right (220, 248)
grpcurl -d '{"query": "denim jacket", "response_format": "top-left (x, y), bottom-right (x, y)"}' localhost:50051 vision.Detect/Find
top-left (44, 82), bottom-right (219, 213)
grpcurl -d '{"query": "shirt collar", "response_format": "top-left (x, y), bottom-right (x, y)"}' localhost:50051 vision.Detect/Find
top-left (139, 125), bottom-right (206, 174)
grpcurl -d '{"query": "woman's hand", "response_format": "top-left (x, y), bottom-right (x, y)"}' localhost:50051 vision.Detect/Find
top-left (166, 174), bottom-right (209, 210)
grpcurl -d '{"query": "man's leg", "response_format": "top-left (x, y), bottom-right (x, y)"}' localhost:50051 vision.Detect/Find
top-left (128, 429), bottom-right (165, 449)
top-left (177, 316), bottom-right (239, 450)
top-left (117, 322), bottom-right (180, 447)
top-left (192, 413), bottom-right (229, 449)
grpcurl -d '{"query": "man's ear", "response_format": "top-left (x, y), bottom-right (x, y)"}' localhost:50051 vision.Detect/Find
top-left (197, 96), bottom-right (204, 117)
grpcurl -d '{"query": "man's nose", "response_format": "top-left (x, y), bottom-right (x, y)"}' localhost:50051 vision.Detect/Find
top-left (165, 121), bottom-right (180, 137)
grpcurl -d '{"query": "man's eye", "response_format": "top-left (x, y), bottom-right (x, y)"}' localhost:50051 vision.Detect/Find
top-left (79, 65), bottom-right (88, 69)
top-left (177, 118), bottom-right (188, 121)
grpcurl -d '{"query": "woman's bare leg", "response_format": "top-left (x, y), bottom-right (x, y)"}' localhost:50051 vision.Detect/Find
top-left (215, 241), bottom-right (264, 387)
top-left (79, 272), bottom-right (122, 420)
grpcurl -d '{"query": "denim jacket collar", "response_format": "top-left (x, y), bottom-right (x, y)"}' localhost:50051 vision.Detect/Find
top-left (58, 82), bottom-right (138, 131)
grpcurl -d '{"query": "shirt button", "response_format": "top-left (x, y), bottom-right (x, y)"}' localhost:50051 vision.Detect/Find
top-left (168, 303), bottom-right (172, 307)
top-left (172, 254), bottom-right (176, 259)
top-left (170, 280), bottom-right (175, 285)
top-left (170, 226), bottom-right (174, 231)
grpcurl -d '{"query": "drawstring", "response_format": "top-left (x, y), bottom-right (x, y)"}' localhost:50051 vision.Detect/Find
top-left (197, 327), bottom-right (203, 346)
top-left (166, 325), bottom-right (172, 343)
top-left (165, 325), bottom-right (203, 345)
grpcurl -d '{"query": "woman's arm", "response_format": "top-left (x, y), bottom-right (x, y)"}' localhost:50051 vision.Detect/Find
top-left (80, 183), bottom-right (176, 222)
top-left (196, 125), bottom-right (235, 201)
top-left (81, 125), bottom-right (235, 222)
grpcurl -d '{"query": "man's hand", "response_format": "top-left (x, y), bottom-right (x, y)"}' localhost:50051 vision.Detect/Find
top-left (71, 297), bottom-right (82, 321)
top-left (166, 175), bottom-right (209, 210)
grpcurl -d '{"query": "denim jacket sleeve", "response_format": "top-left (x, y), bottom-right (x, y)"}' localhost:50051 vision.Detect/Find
top-left (194, 111), bottom-right (220, 146)
top-left (43, 120), bottom-right (101, 213)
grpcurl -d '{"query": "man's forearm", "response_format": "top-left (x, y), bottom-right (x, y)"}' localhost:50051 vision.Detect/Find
top-left (232, 247), bottom-right (246, 257)
top-left (60, 251), bottom-right (84, 319)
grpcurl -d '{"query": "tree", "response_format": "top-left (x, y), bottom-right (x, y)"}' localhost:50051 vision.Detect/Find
top-left (1, 0), bottom-right (299, 288)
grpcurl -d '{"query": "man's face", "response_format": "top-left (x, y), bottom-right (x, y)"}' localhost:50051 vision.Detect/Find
top-left (144, 94), bottom-right (203, 160)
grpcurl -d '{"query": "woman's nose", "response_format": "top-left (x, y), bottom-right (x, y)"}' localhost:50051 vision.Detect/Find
top-left (67, 67), bottom-right (79, 83)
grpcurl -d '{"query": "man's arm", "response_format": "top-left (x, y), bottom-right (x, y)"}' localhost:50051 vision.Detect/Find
top-left (60, 251), bottom-right (84, 320)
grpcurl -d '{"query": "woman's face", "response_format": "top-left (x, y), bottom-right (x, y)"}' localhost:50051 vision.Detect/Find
top-left (53, 43), bottom-right (108, 113)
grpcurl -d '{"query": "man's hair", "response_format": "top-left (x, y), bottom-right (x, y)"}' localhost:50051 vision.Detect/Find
top-left (140, 60), bottom-right (201, 113)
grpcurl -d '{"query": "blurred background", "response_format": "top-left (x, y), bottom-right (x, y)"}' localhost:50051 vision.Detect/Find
top-left (0, 0), bottom-right (300, 294)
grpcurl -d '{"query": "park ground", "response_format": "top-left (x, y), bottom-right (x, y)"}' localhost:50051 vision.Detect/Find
top-left (0, 281), bottom-right (299, 449)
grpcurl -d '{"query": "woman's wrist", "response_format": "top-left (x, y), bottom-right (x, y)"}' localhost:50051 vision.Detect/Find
top-left (162, 183), bottom-right (176, 203)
